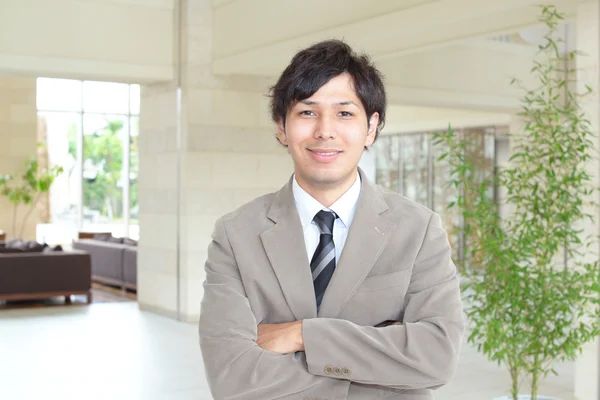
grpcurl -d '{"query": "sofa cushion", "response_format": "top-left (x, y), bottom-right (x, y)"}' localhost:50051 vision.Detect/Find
top-left (6, 239), bottom-right (46, 253)
top-left (27, 241), bottom-right (47, 252)
top-left (123, 238), bottom-right (137, 247)
top-left (42, 245), bottom-right (63, 253)
top-left (93, 233), bottom-right (111, 241)
top-left (6, 238), bottom-right (22, 247)
top-left (107, 236), bottom-right (124, 244)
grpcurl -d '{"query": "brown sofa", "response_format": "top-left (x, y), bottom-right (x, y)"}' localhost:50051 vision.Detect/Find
top-left (72, 238), bottom-right (137, 291)
top-left (0, 249), bottom-right (92, 303)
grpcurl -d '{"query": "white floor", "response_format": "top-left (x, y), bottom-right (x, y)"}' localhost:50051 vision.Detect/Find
top-left (0, 302), bottom-right (574, 400)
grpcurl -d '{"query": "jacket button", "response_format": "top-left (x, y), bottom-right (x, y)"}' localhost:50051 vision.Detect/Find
top-left (324, 365), bottom-right (334, 375)
top-left (333, 367), bottom-right (342, 376)
top-left (342, 367), bottom-right (351, 376)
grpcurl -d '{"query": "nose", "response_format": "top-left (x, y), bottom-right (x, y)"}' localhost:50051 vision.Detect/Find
top-left (314, 115), bottom-right (337, 140)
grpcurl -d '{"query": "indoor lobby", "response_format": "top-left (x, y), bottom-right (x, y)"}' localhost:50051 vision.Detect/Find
top-left (0, 0), bottom-right (599, 399)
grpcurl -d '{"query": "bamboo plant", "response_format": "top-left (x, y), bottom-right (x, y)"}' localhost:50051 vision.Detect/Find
top-left (434, 5), bottom-right (600, 400)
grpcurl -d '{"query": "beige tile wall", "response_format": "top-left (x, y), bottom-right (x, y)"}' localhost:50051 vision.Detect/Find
top-left (0, 77), bottom-right (38, 240)
top-left (136, 0), bottom-right (293, 322)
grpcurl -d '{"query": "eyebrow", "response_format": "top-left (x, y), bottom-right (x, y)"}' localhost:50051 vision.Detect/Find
top-left (298, 100), bottom-right (357, 107)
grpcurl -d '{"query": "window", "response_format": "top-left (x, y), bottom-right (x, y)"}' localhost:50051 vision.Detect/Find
top-left (373, 127), bottom-right (501, 266)
top-left (37, 78), bottom-right (140, 243)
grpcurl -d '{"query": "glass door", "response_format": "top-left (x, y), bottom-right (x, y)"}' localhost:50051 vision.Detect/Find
top-left (402, 134), bottom-right (429, 206)
top-left (375, 135), bottom-right (401, 193)
top-left (81, 114), bottom-right (127, 237)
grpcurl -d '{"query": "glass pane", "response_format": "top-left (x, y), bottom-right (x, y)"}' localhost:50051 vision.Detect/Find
top-left (83, 81), bottom-right (129, 114)
top-left (375, 135), bottom-right (400, 193)
top-left (37, 111), bottom-right (82, 245)
top-left (37, 78), bottom-right (82, 112)
top-left (462, 128), bottom-right (496, 271)
top-left (484, 128), bottom-right (496, 161)
top-left (402, 134), bottom-right (429, 206)
top-left (81, 114), bottom-right (126, 236)
top-left (432, 130), bottom-right (460, 263)
top-left (464, 128), bottom-right (495, 197)
top-left (129, 116), bottom-right (139, 240)
top-left (130, 84), bottom-right (140, 115)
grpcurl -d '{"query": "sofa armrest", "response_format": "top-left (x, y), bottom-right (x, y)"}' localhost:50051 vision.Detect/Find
top-left (123, 247), bottom-right (137, 289)
top-left (72, 239), bottom-right (126, 283)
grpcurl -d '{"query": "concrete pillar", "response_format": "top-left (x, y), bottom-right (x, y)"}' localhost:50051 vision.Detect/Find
top-left (0, 77), bottom-right (38, 240)
top-left (137, 0), bottom-right (292, 322)
top-left (575, 1), bottom-right (600, 399)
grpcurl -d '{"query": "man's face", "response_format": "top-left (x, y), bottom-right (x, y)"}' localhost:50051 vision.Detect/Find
top-left (277, 73), bottom-right (379, 191)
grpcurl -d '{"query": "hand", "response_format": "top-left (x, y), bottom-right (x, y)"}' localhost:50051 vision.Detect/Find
top-left (257, 321), bottom-right (304, 354)
top-left (375, 320), bottom-right (403, 327)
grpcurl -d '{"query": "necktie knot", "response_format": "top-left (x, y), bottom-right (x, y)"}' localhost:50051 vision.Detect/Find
top-left (314, 210), bottom-right (337, 236)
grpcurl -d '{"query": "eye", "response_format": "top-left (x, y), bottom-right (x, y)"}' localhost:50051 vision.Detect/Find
top-left (339, 111), bottom-right (353, 117)
top-left (299, 110), bottom-right (315, 116)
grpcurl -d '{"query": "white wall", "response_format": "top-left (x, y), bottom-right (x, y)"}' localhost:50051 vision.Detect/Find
top-left (0, 0), bottom-right (174, 83)
top-left (383, 105), bottom-right (512, 134)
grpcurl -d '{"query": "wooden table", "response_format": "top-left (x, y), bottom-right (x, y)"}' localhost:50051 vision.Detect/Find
top-left (77, 231), bottom-right (112, 240)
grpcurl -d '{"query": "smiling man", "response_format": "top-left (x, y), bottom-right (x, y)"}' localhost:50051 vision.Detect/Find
top-left (199, 40), bottom-right (465, 400)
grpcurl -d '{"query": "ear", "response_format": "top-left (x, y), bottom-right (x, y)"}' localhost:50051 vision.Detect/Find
top-left (276, 119), bottom-right (288, 146)
top-left (365, 112), bottom-right (379, 147)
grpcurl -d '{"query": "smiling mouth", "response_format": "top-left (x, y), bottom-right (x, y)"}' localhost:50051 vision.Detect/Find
top-left (307, 149), bottom-right (342, 163)
top-left (308, 150), bottom-right (342, 155)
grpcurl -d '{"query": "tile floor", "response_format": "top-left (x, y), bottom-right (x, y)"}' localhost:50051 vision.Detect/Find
top-left (0, 302), bottom-right (575, 400)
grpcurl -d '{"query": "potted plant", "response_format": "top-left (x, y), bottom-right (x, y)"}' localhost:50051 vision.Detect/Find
top-left (0, 152), bottom-right (63, 239)
top-left (434, 5), bottom-right (600, 400)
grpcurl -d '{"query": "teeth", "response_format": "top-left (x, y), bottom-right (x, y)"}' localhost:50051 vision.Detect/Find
top-left (315, 151), bottom-right (337, 155)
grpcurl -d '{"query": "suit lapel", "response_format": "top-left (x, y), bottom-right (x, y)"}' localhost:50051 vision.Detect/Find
top-left (260, 178), bottom-right (317, 321)
top-left (260, 169), bottom-right (396, 321)
top-left (317, 169), bottom-right (396, 318)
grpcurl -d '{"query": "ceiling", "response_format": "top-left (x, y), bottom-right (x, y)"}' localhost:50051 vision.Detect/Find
top-left (207, 0), bottom-right (579, 112)
top-left (210, 0), bottom-right (578, 76)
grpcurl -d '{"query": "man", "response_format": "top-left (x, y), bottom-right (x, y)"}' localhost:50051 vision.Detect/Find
top-left (199, 39), bottom-right (465, 400)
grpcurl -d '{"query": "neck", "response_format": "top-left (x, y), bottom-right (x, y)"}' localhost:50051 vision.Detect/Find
top-left (296, 170), bottom-right (358, 208)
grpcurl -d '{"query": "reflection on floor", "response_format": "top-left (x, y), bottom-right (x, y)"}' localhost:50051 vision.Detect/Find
top-left (0, 282), bottom-right (135, 310)
top-left (0, 302), bottom-right (575, 400)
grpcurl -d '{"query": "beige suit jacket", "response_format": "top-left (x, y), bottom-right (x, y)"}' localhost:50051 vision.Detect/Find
top-left (199, 168), bottom-right (465, 400)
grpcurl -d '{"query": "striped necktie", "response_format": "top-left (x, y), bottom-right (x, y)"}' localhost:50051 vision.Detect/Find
top-left (311, 210), bottom-right (338, 310)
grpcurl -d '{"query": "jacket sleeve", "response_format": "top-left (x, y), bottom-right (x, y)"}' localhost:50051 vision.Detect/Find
top-left (199, 217), bottom-right (351, 400)
top-left (302, 212), bottom-right (466, 390)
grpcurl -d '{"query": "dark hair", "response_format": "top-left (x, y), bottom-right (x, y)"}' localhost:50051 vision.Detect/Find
top-left (269, 39), bottom-right (387, 146)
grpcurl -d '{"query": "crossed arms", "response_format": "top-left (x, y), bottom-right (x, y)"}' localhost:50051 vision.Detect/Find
top-left (199, 213), bottom-right (465, 400)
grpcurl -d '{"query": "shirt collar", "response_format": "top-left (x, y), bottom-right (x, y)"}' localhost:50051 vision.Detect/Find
top-left (292, 171), bottom-right (362, 229)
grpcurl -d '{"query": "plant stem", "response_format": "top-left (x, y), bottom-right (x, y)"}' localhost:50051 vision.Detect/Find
top-left (12, 203), bottom-right (17, 239)
top-left (509, 364), bottom-right (519, 400)
top-left (531, 371), bottom-right (539, 400)
top-left (19, 194), bottom-right (40, 239)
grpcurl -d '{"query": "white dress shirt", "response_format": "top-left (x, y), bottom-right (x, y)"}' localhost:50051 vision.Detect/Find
top-left (292, 172), bottom-right (362, 265)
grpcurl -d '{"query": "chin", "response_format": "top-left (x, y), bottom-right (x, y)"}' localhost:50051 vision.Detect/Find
top-left (306, 169), bottom-right (349, 186)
